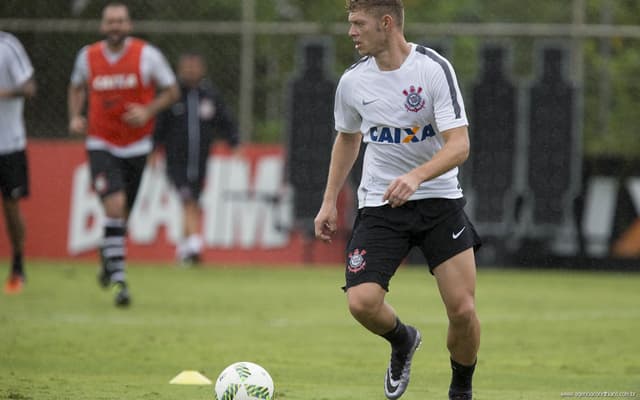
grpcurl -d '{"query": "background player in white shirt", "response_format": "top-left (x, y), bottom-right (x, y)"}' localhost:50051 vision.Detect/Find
top-left (314, 1), bottom-right (481, 399)
top-left (0, 32), bottom-right (36, 295)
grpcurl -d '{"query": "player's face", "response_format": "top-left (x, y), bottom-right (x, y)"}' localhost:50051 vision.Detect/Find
top-left (178, 56), bottom-right (206, 88)
top-left (100, 5), bottom-right (132, 48)
top-left (348, 10), bottom-right (386, 57)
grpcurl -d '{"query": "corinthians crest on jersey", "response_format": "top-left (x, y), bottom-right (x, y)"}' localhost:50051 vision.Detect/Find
top-left (403, 85), bottom-right (425, 112)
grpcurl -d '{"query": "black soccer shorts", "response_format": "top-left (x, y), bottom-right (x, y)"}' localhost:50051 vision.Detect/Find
top-left (344, 198), bottom-right (481, 292)
top-left (0, 150), bottom-right (29, 200)
top-left (167, 168), bottom-right (205, 202)
top-left (88, 150), bottom-right (147, 211)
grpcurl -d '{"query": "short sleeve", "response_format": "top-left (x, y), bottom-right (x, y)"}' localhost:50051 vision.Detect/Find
top-left (428, 57), bottom-right (468, 132)
top-left (141, 45), bottom-right (176, 88)
top-left (70, 46), bottom-right (89, 86)
top-left (6, 34), bottom-right (34, 86)
top-left (333, 75), bottom-right (362, 134)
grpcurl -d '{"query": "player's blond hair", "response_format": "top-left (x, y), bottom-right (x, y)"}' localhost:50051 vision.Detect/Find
top-left (346, 0), bottom-right (404, 27)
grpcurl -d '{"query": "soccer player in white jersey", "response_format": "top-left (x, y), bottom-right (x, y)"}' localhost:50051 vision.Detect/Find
top-left (68, 2), bottom-right (179, 307)
top-left (314, 1), bottom-right (481, 399)
top-left (0, 32), bottom-right (36, 295)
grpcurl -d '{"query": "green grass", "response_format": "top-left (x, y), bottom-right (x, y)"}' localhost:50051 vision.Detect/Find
top-left (1, 262), bottom-right (639, 400)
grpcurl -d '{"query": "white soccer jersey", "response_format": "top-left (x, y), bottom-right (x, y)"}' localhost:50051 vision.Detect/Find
top-left (335, 43), bottom-right (469, 208)
top-left (0, 32), bottom-right (34, 154)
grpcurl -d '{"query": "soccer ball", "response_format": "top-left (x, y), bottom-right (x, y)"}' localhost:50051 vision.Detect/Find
top-left (214, 361), bottom-right (274, 400)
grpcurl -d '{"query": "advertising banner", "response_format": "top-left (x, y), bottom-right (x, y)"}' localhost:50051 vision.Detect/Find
top-left (0, 140), bottom-right (351, 265)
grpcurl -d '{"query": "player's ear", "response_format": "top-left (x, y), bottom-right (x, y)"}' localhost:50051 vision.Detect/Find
top-left (381, 15), bottom-right (393, 30)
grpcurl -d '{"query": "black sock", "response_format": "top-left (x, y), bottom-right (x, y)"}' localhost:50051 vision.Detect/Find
top-left (12, 251), bottom-right (24, 276)
top-left (102, 218), bottom-right (126, 283)
top-left (450, 358), bottom-right (476, 392)
top-left (381, 317), bottom-right (410, 349)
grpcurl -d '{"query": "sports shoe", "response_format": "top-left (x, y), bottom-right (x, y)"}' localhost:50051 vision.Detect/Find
top-left (180, 252), bottom-right (201, 267)
top-left (4, 273), bottom-right (25, 295)
top-left (112, 281), bottom-right (131, 307)
top-left (98, 249), bottom-right (111, 288)
top-left (98, 266), bottom-right (111, 288)
top-left (384, 325), bottom-right (422, 399)
top-left (449, 389), bottom-right (473, 400)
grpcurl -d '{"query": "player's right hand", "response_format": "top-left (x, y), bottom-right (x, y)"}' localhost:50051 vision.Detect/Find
top-left (69, 115), bottom-right (87, 135)
top-left (314, 204), bottom-right (338, 243)
top-left (147, 149), bottom-right (164, 169)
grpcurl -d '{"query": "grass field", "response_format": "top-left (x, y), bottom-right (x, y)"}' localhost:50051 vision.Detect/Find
top-left (1, 261), bottom-right (639, 400)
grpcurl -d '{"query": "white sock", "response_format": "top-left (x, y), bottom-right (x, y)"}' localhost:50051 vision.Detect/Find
top-left (176, 239), bottom-right (189, 260)
top-left (187, 234), bottom-right (203, 255)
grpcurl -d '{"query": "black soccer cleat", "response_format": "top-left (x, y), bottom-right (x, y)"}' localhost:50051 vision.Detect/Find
top-left (180, 252), bottom-right (202, 267)
top-left (449, 389), bottom-right (473, 400)
top-left (384, 325), bottom-right (422, 400)
top-left (97, 249), bottom-right (111, 288)
top-left (97, 266), bottom-right (111, 288)
top-left (113, 281), bottom-right (131, 308)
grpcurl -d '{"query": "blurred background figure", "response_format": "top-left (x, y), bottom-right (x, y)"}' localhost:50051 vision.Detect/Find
top-left (67, 2), bottom-right (179, 306)
top-left (0, 31), bottom-right (36, 294)
top-left (285, 40), bottom-right (336, 263)
top-left (152, 52), bottom-right (239, 265)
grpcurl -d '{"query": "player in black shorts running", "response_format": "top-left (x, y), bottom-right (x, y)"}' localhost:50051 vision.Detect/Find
top-left (315, 1), bottom-right (481, 399)
top-left (0, 32), bottom-right (36, 295)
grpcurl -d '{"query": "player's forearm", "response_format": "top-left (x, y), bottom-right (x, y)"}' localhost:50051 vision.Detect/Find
top-left (67, 85), bottom-right (86, 119)
top-left (413, 126), bottom-right (470, 183)
top-left (322, 132), bottom-right (361, 204)
top-left (145, 84), bottom-right (179, 117)
top-left (0, 79), bottom-right (36, 99)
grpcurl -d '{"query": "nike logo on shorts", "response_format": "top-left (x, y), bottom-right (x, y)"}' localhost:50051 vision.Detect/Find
top-left (452, 226), bottom-right (466, 239)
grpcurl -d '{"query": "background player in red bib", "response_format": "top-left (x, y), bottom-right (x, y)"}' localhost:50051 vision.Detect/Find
top-left (67, 2), bottom-right (179, 307)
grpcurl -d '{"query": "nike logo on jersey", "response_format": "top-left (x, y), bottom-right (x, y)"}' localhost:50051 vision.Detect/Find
top-left (362, 98), bottom-right (379, 105)
top-left (452, 226), bottom-right (466, 239)
top-left (369, 124), bottom-right (436, 144)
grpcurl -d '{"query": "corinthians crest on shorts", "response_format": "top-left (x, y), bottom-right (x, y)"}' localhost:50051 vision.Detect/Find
top-left (348, 248), bottom-right (367, 273)
top-left (403, 85), bottom-right (425, 112)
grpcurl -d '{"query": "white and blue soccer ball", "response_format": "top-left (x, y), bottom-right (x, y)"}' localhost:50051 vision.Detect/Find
top-left (214, 361), bottom-right (274, 400)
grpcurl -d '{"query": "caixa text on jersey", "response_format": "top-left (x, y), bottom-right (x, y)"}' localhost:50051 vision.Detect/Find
top-left (368, 124), bottom-right (436, 144)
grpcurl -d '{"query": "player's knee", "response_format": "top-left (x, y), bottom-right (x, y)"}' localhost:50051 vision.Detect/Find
top-left (102, 191), bottom-right (127, 217)
top-left (347, 295), bottom-right (374, 320)
top-left (346, 286), bottom-right (383, 320)
top-left (446, 299), bottom-right (476, 326)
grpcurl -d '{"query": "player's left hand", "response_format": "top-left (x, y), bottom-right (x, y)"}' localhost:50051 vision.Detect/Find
top-left (122, 103), bottom-right (152, 127)
top-left (383, 173), bottom-right (421, 208)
